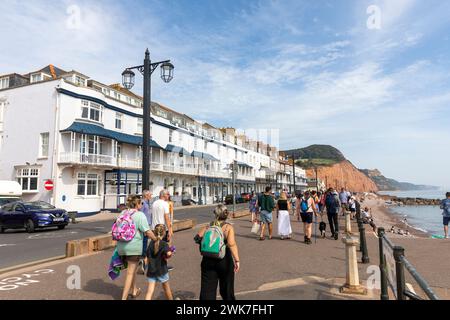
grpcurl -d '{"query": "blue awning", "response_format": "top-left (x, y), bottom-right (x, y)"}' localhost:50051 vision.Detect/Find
top-left (165, 144), bottom-right (191, 156)
top-left (191, 151), bottom-right (219, 162)
top-left (61, 121), bottom-right (162, 149)
top-left (236, 161), bottom-right (253, 169)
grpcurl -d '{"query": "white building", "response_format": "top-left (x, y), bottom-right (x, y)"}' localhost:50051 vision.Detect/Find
top-left (0, 65), bottom-right (307, 214)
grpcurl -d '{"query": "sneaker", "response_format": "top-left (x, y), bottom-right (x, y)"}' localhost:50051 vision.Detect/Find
top-left (168, 265), bottom-right (175, 272)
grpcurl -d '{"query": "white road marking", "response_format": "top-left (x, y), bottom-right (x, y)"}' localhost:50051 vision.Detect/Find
top-left (0, 244), bottom-right (16, 248)
top-left (27, 231), bottom-right (78, 240)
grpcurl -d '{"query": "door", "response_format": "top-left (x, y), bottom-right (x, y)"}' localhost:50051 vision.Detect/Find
top-left (0, 203), bottom-right (14, 226)
top-left (11, 203), bottom-right (27, 227)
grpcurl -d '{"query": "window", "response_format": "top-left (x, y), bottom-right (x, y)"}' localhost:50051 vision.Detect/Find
top-left (102, 88), bottom-right (110, 96)
top-left (87, 135), bottom-right (97, 154)
top-left (114, 91), bottom-right (121, 100)
top-left (156, 109), bottom-right (168, 118)
top-left (137, 118), bottom-right (143, 134)
top-left (126, 96), bottom-right (132, 104)
top-left (40, 132), bottom-right (49, 157)
top-left (17, 168), bottom-right (39, 192)
top-left (80, 100), bottom-right (103, 123)
top-left (30, 73), bottom-right (42, 83)
top-left (0, 77), bottom-right (9, 89)
top-left (74, 75), bottom-right (86, 86)
top-left (169, 129), bottom-right (173, 143)
top-left (77, 173), bottom-right (99, 196)
top-left (115, 113), bottom-right (123, 130)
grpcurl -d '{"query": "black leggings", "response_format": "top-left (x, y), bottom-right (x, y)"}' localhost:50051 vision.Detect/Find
top-left (327, 212), bottom-right (339, 235)
top-left (200, 253), bottom-right (235, 300)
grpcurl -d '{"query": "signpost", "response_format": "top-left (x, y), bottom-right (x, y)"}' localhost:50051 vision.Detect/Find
top-left (44, 180), bottom-right (54, 191)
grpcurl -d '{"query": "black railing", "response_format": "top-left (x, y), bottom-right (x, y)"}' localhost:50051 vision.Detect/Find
top-left (378, 227), bottom-right (439, 300)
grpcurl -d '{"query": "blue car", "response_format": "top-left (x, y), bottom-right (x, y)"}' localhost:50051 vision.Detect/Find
top-left (0, 201), bottom-right (69, 233)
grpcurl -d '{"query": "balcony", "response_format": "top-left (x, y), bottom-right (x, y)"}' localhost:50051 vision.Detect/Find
top-left (59, 152), bottom-right (117, 167)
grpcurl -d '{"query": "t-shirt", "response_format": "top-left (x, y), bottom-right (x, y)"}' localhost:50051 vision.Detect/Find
top-left (116, 211), bottom-right (150, 256)
top-left (146, 240), bottom-right (169, 277)
top-left (151, 199), bottom-right (170, 229)
top-left (259, 194), bottom-right (275, 212)
top-left (142, 200), bottom-right (152, 225)
top-left (441, 199), bottom-right (450, 217)
top-left (339, 191), bottom-right (349, 204)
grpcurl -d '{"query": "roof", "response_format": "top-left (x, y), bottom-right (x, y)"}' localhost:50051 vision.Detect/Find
top-left (25, 65), bottom-right (68, 79)
top-left (61, 121), bottom-right (162, 149)
top-left (191, 151), bottom-right (219, 162)
top-left (165, 144), bottom-right (191, 156)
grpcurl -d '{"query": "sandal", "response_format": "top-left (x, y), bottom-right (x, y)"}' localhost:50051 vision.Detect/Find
top-left (128, 288), bottom-right (142, 299)
top-left (259, 237), bottom-right (265, 241)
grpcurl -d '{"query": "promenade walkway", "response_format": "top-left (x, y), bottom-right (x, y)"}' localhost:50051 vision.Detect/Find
top-left (1, 214), bottom-right (448, 300)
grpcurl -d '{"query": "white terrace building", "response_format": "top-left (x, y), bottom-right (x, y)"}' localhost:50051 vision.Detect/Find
top-left (0, 65), bottom-right (307, 214)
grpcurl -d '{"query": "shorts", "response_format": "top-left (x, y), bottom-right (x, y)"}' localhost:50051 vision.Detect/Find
top-left (260, 210), bottom-right (273, 224)
top-left (121, 255), bottom-right (141, 263)
top-left (147, 273), bottom-right (169, 283)
top-left (300, 212), bottom-right (313, 224)
top-left (341, 204), bottom-right (349, 211)
top-left (350, 208), bottom-right (356, 213)
top-left (444, 217), bottom-right (450, 226)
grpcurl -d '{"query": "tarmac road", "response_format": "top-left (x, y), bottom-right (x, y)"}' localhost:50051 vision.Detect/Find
top-left (0, 203), bottom-right (247, 269)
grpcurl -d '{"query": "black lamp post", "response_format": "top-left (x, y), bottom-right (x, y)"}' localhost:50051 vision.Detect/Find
top-left (122, 49), bottom-right (174, 191)
top-left (285, 154), bottom-right (297, 195)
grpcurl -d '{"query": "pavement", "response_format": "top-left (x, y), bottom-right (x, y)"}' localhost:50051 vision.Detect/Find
top-left (1, 211), bottom-right (448, 300)
top-left (0, 214), bottom-right (381, 300)
top-left (0, 203), bottom-right (247, 269)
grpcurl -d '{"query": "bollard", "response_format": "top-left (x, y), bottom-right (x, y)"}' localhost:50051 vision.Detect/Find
top-left (378, 228), bottom-right (389, 300)
top-left (345, 212), bottom-right (352, 234)
top-left (340, 234), bottom-right (367, 295)
top-left (393, 246), bottom-right (406, 300)
top-left (68, 211), bottom-right (78, 224)
top-left (358, 218), bottom-right (370, 264)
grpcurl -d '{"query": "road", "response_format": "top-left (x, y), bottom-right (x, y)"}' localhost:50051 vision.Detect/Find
top-left (0, 203), bottom-right (247, 270)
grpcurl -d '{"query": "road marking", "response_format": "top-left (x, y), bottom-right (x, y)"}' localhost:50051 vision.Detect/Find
top-left (235, 276), bottom-right (328, 296)
top-left (27, 231), bottom-right (78, 240)
top-left (0, 244), bottom-right (16, 248)
top-left (0, 269), bottom-right (55, 291)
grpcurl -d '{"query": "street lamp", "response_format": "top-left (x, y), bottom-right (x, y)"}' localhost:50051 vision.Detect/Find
top-left (285, 154), bottom-right (298, 195)
top-left (122, 49), bottom-right (174, 191)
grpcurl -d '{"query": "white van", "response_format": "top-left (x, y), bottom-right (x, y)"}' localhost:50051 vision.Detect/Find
top-left (0, 181), bottom-right (22, 208)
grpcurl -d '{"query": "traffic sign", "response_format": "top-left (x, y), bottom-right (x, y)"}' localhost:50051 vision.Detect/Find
top-left (44, 180), bottom-right (54, 191)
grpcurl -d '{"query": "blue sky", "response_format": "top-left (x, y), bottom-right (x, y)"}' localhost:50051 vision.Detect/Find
top-left (1, 0), bottom-right (449, 188)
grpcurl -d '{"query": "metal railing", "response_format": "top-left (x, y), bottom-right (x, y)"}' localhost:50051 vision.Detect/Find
top-left (378, 227), bottom-right (439, 300)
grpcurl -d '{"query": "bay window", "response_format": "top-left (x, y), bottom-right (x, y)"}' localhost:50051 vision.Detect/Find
top-left (80, 100), bottom-right (103, 123)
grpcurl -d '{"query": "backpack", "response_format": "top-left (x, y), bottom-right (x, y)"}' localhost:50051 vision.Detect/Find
top-left (200, 221), bottom-right (227, 259)
top-left (112, 209), bottom-right (137, 242)
top-left (301, 199), bottom-right (309, 213)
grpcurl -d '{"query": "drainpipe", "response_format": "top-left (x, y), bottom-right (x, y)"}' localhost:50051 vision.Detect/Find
top-left (51, 82), bottom-right (62, 207)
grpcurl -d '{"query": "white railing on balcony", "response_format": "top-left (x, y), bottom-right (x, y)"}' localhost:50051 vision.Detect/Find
top-left (59, 152), bottom-right (117, 167)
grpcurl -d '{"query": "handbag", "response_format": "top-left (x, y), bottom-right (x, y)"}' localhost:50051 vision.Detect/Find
top-left (251, 222), bottom-right (260, 234)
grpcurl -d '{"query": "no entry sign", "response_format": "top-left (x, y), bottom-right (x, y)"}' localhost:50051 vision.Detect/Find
top-left (44, 180), bottom-right (54, 191)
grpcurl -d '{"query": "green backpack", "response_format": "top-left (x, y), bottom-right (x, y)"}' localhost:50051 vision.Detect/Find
top-left (200, 221), bottom-right (227, 259)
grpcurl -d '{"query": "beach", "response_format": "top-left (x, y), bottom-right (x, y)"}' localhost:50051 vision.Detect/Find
top-left (360, 193), bottom-right (429, 239)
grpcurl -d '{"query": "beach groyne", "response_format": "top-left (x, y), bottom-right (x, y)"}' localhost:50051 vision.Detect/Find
top-left (378, 194), bottom-right (441, 206)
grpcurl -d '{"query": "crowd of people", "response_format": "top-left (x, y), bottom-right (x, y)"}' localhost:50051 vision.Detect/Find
top-left (249, 186), bottom-right (372, 244)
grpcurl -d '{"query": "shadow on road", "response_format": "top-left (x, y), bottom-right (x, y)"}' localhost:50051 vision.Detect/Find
top-left (84, 279), bottom-right (122, 299)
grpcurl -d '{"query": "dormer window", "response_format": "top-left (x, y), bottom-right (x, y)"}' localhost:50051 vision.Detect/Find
top-left (31, 73), bottom-right (42, 83)
top-left (102, 87), bottom-right (111, 96)
top-left (0, 77), bottom-right (10, 89)
top-left (74, 75), bottom-right (86, 86)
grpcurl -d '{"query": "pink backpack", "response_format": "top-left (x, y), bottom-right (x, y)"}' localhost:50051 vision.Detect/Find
top-left (112, 209), bottom-right (137, 242)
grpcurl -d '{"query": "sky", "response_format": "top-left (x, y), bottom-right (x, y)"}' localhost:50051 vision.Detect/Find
top-left (0, 0), bottom-right (449, 188)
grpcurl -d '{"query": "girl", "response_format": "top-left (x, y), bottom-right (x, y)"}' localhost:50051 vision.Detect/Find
top-left (276, 192), bottom-right (292, 240)
top-left (145, 224), bottom-right (174, 300)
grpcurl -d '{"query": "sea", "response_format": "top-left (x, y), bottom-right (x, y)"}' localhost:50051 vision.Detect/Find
top-left (378, 189), bottom-right (448, 236)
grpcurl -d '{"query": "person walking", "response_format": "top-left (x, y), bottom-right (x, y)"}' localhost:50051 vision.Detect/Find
top-left (276, 191), bottom-right (292, 240)
top-left (298, 190), bottom-right (318, 244)
top-left (440, 192), bottom-right (450, 239)
top-left (339, 188), bottom-right (351, 216)
top-left (168, 195), bottom-right (174, 225)
top-left (195, 204), bottom-right (240, 300)
top-left (115, 195), bottom-right (157, 300)
top-left (258, 186), bottom-right (276, 240)
top-left (152, 189), bottom-right (174, 270)
top-left (138, 190), bottom-right (153, 274)
top-left (348, 195), bottom-right (357, 220)
top-left (145, 224), bottom-right (174, 300)
top-left (249, 191), bottom-right (259, 223)
top-left (325, 188), bottom-right (341, 240)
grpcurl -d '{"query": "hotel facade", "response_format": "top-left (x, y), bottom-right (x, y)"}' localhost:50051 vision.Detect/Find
top-left (0, 65), bottom-right (307, 214)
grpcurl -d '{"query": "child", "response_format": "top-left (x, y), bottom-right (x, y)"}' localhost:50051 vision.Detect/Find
top-left (145, 224), bottom-right (174, 300)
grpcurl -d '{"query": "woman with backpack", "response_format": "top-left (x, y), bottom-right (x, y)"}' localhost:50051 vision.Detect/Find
top-left (114, 194), bottom-right (157, 300)
top-left (297, 191), bottom-right (318, 245)
top-left (194, 204), bottom-right (240, 300)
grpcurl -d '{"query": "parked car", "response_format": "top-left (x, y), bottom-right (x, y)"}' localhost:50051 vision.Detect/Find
top-left (224, 194), bottom-right (245, 205)
top-left (241, 193), bottom-right (251, 202)
top-left (0, 201), bottom-right (69, 233)
top-left (0, 181), bottom-right (22, 208)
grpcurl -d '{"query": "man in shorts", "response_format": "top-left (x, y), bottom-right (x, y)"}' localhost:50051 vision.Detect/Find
top-left (440, 192), bottom-right (450, 239)
top-left (258, 186), bottom-right (275, 240)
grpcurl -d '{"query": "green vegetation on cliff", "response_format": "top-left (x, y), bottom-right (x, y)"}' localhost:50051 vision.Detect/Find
top-left (283, 145), bottom-right (345, 169)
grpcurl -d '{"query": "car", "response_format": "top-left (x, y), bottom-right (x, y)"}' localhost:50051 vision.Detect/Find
top-left (224, 194), bottom-right (245, 205)
top-left (0, 201), bottom-right (69, 233)
top-left (0, 181), bottom-right (22, 209)
top-left (241, 193), bottom-right (251, 202)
